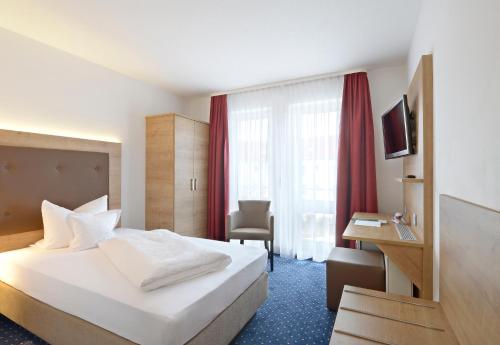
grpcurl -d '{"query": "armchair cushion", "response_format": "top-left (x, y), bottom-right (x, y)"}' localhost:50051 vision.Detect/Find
top-left (237, 200), bottom-right (271, 229)
top-left (228, 228), bottom-right (272, 241)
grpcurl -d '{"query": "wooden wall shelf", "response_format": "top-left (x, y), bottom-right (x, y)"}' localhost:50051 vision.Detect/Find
top-left (396, 178), bottom-right (425, 184)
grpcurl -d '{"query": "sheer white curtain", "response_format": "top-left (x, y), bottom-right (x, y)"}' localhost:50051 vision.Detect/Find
top-left (228, 77), bottom-right (343, 262)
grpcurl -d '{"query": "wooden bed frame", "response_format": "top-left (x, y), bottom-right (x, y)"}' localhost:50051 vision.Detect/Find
top-left (0, 129), bottom-right (268, 345)
top-left (0, 272), bottom-right (268, 345)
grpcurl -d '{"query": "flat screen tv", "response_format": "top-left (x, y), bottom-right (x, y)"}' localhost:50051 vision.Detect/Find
top-left (382, 95), bottom-right (414, 159)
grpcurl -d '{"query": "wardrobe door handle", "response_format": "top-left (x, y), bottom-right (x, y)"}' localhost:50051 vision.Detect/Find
top-left (194, 178), bottom-right (197, 191)
top-left (190, 178), bottom-right (194, 191)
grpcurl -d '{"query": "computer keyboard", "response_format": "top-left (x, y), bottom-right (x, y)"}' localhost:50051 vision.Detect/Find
top-left (395, 222), bottom-right (417, 241)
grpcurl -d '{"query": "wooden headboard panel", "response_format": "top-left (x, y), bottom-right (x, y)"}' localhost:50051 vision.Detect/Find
top-left (440, 194), bottom-right (500, 345)
top-left (0, 129), bottom-right (121, 252)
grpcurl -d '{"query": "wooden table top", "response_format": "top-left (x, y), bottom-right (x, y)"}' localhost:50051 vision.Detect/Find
top-left (342, 212), bottom-right (423, 248)
top-left (330, 286), bottom-right (458, 345)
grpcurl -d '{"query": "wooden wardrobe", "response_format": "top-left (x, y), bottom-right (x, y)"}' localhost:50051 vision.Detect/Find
top-left (146, 113), bottom-right (209, 238)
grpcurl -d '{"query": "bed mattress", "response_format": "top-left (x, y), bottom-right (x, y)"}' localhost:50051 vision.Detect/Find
top-left (0, 229), bottom-right (268, 345)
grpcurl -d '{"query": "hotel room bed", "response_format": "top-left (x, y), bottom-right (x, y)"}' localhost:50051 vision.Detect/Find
top-left (0, 130), bottom-right (269, 345)
top-left (0, 229), bottom-right (268, 345)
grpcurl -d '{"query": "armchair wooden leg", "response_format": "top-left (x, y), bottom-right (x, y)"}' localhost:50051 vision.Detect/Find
top-left (240, 240), bottom-right (244, 245)
top-left (264, 241), bottom-right (269, 251)
top-left (270, 240), bottom-right (274, 271)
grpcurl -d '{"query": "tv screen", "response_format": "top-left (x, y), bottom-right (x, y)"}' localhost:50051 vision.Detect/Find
top-left (382, 95), bottom-right (414, 159)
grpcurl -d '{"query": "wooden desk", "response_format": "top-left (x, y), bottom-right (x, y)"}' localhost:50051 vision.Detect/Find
top-left (343, 212), bottom-right (429, 298)
top-left (330, 286), bottom-right (458, 345)
top-left (343, 213), bottom-right (423, 248)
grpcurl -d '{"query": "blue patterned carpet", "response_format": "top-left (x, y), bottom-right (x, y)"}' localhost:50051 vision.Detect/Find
top-left (0, 255), bottom-right (335, 345)
top-left (231, 256), bottom-right (335, 345)
top-left (0, 314), bottom-right (48, 345)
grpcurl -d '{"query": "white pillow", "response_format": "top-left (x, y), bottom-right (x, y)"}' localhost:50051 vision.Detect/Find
top-left (68, 210), bottom-right (121, 251)
top-left (37, 196), bottom-right (108, 249)
top-left (74, 195), bottom-right (108, 213)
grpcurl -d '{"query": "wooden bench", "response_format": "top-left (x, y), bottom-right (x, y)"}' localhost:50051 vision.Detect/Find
top-left (330, 285), bottom-right (458, 344)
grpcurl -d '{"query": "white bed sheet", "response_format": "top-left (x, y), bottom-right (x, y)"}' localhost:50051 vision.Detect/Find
top-left (0, 229), bottom-right (268, 345)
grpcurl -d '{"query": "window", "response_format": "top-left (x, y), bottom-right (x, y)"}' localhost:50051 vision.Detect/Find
top-left (228, 77), bottom-right (343, 261)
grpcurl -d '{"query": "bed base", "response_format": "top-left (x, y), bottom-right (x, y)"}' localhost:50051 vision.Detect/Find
top-left (0, 272), bottom-right (268, 345)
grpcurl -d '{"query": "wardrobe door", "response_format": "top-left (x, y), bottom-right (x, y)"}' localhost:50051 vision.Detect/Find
top-left (174, 116), bottom-right (195, 235)
top-left (145, 115), bottom-right (175, 230)
top-left (193, 122), bottom-right (209, 238)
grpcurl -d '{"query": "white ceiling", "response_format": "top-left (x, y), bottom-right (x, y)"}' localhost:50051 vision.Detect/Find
top-left (0, 0), bottom-right (421, 96)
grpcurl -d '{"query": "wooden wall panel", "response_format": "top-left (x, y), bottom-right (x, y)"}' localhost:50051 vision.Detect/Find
top-left (404, 54), bottom-right (434, 299)
top-left (440, 195), bottom-right (500, 345)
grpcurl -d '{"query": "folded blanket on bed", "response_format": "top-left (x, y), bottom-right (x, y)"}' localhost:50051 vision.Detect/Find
top-left (98, 230), bottom-right (232, 291)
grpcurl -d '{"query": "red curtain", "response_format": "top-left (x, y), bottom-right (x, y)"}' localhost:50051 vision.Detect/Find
top-left (336, 72), bottom-right (378, 248)
top-left (208, 95), bottom-right (229, 241)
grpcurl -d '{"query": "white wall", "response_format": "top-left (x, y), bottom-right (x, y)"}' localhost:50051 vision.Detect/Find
top-left (185, 96), bottom-right (211, 123)
top-left (184, 66), bottom-right (408, 214)
top-left (0, 28), bottom-right (186, 228)
top-left (408, 0), bottom-right (500, 300)
top-left (368, 66), bottom-right (407, 214)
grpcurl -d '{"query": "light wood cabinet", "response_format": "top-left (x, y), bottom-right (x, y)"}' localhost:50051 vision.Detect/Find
top-left (193, 121), bottom-right (209, 235)
top-left (146, 113), bottom-right (208, 238)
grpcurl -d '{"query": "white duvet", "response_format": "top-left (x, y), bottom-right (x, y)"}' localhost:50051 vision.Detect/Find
top-left (98, 229), bottom-right (232, 291)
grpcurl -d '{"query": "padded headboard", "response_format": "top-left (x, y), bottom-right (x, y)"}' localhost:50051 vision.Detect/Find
top-left (440, 194), bottom-right (500, 345)
top-left (0, 129), bottom-right (121, 251)
top-left (0, 145), bottom-right (109, 235)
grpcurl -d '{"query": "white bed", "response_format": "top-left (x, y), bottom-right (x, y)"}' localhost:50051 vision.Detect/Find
top-left (0, 229), bottom-right (268, 345)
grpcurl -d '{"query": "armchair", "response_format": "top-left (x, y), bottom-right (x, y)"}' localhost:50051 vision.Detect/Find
top-left (226, 200), bottom-right (274, 271)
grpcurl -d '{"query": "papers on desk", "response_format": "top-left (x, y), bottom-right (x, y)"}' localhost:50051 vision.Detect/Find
top-left (354, 219), bottom-right (382, 227)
